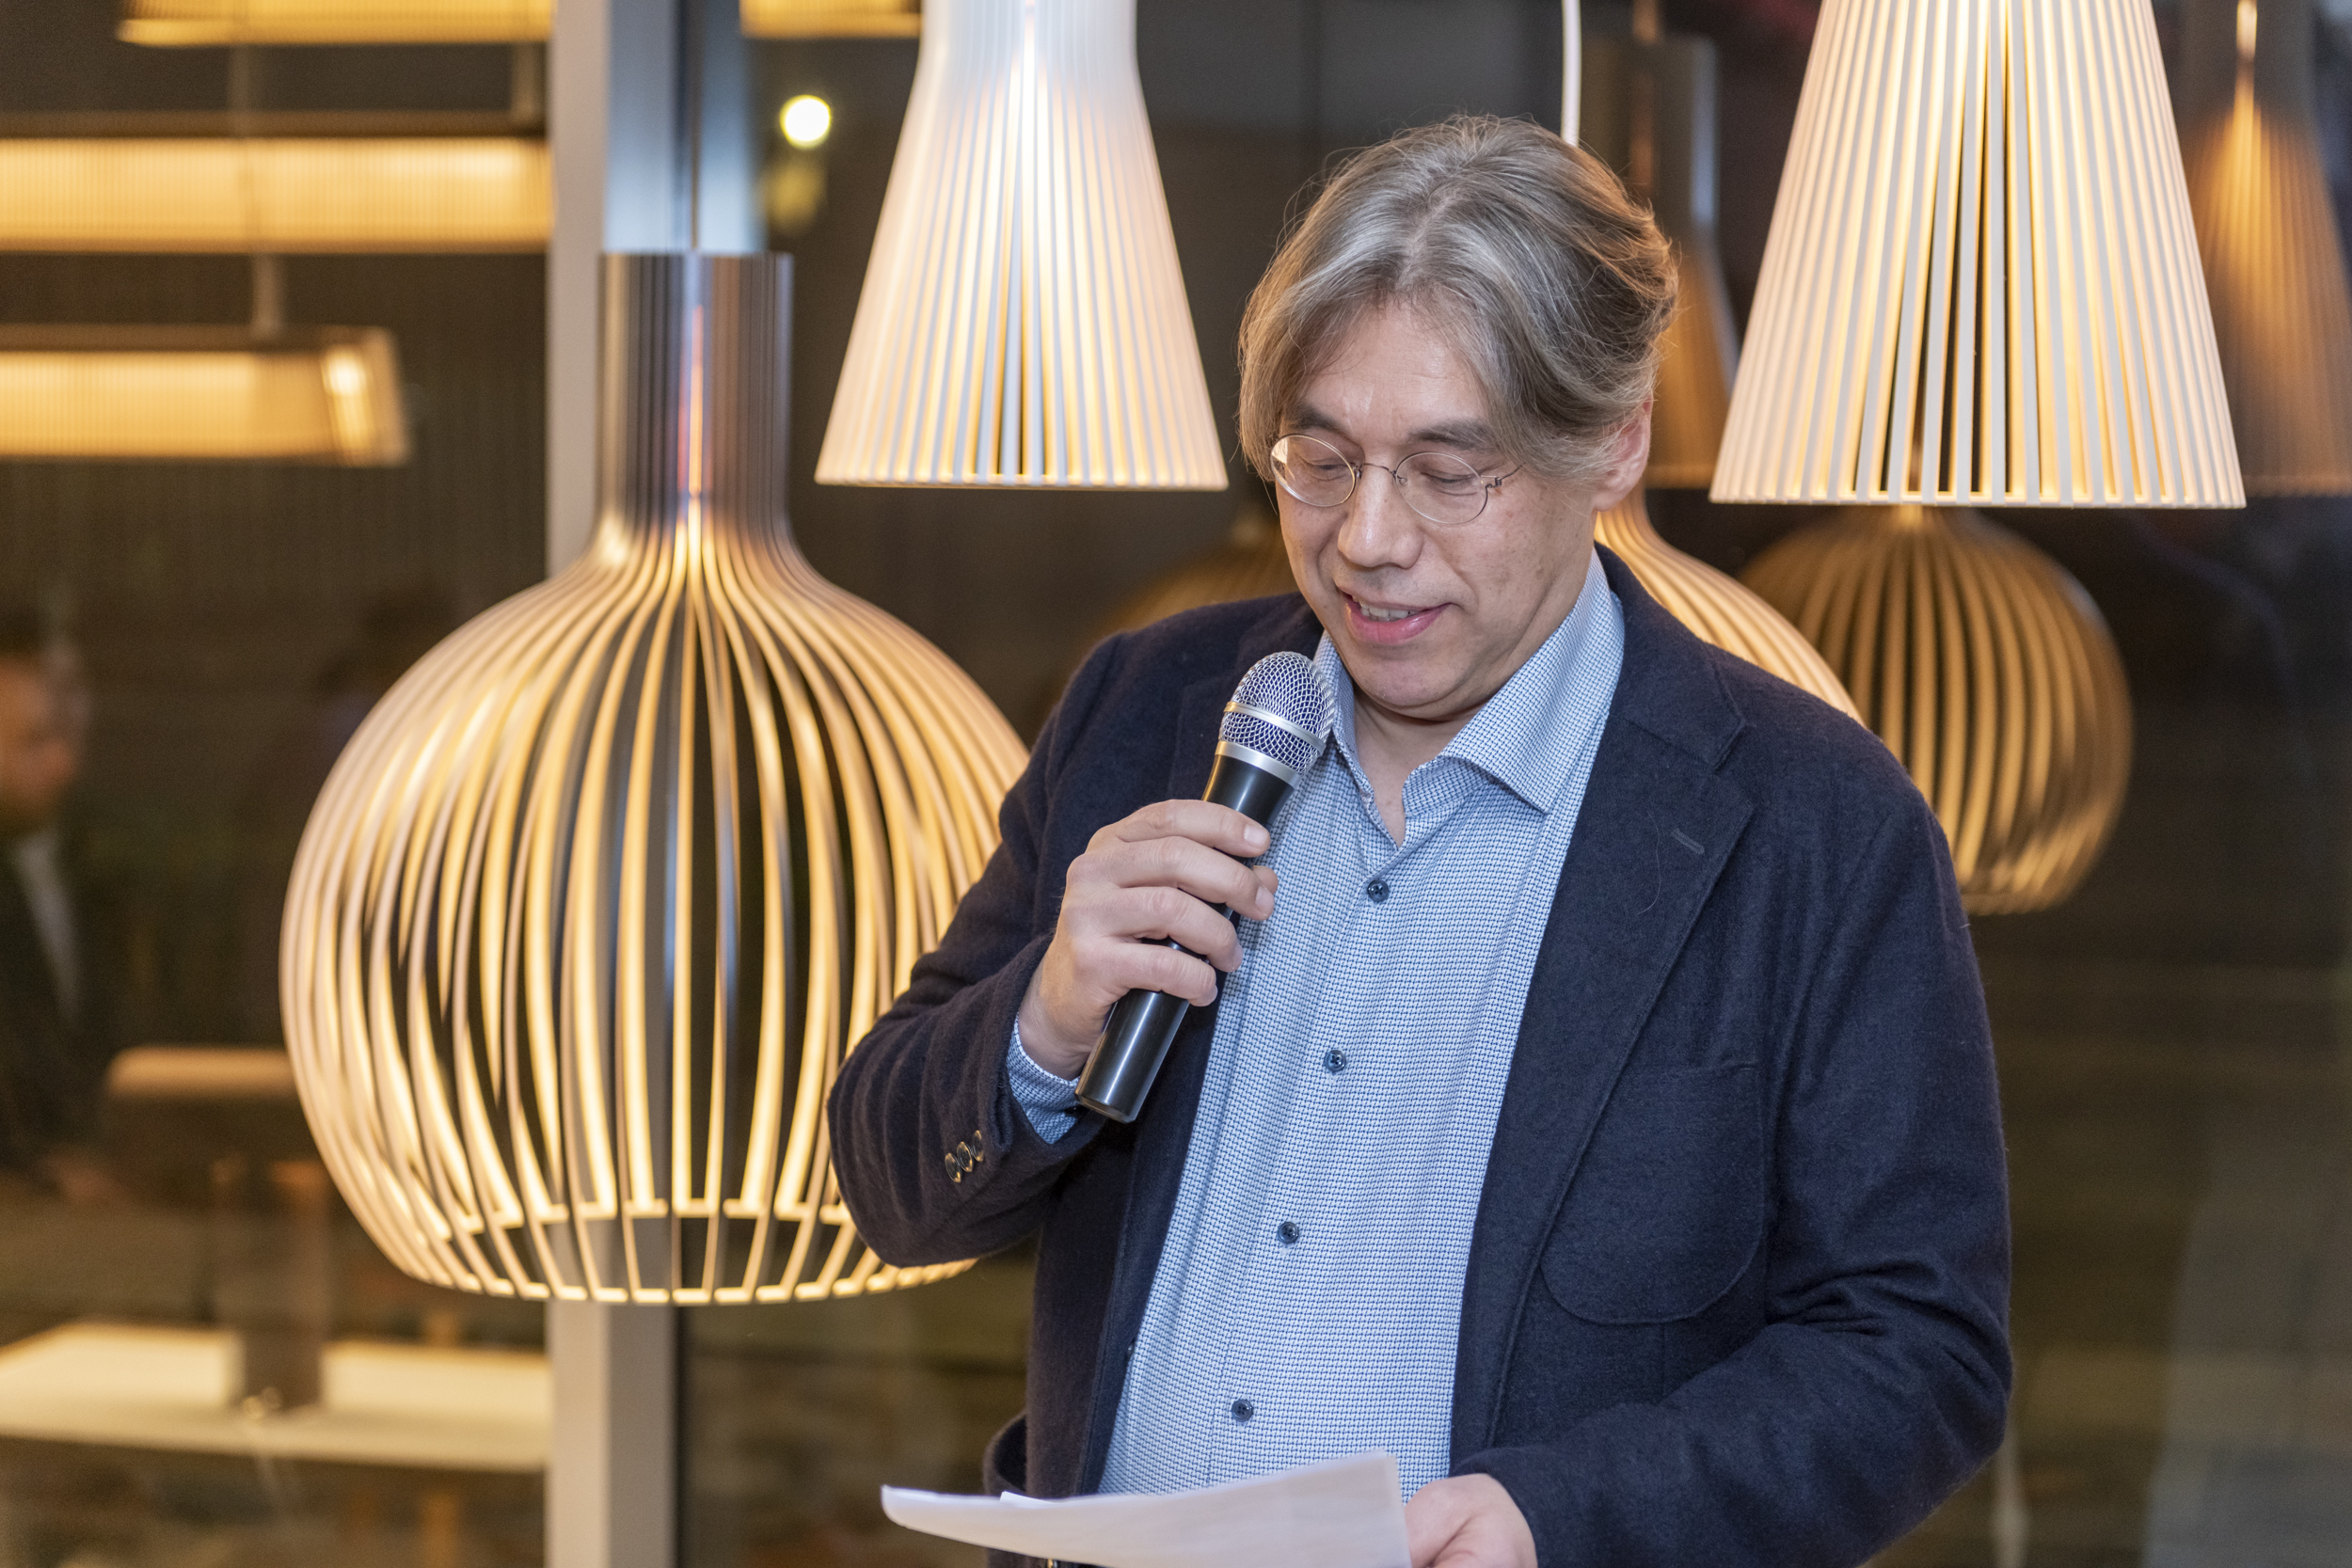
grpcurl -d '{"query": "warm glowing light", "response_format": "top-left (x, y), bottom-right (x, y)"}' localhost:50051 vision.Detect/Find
top-left (2238, 0), bottom-right (2259, 61)
top-left (818, 0), bottom-right (1224, 489)
top-left (0, 326), bottom-right (406, 464)
top-left (1744, 506), bottom-right (2132, 914)
top-left (119, 0), bottom-right (548, 44)
top-left (740, 0), bottom-right (919, 38)
top-left (0, 138), bottom-right (549, 252)
top-left (779, 95), bottom-right (833, 150)
top-left (2182, 0), bottom-right (2352, 494)
top-left (1595, 494), bottom-right (1858, 720)
top-left (1714, 0), bottom-right (2242, 508)
top-left (281, 256), bottom-right (1025, 1303)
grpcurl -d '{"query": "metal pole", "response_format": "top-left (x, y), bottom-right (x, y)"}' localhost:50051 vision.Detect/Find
top-left (543, 6), bottom-right (755, 1565)
top-left (548, 1300), bottom-right (679, 1568)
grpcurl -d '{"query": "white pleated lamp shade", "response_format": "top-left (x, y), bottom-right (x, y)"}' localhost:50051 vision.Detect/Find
top-left (2178, 0), bottom-right (2352, 495)
top-left (817, 0), bottom-right (1226, 489)
top-left (282, 256), bottom-right (1028, 1302)
top-left (1714, 0), bottom-right (2244, 509)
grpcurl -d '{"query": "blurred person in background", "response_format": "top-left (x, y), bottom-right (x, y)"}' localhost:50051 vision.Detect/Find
top-left (0, 609), bottom-right (123, 1201)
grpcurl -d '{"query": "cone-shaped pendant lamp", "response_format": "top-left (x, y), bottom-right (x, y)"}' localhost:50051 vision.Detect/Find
top-left (1596, 494), bottom-right (1859, 720)
top-left (1576, 12), bottom-right (1740, 487)
top-left (1742, 506), bottom-right (2131, 913)
top-left (1713, 0), bottom-right (2243, 508)
top-left (1098, 504), bottom-right (1298, 634)
top-left (816, 0), bottom-right (1224, 488)
top-left (281, 255), bottom-right (1027, 1302)
top-left (2177, 0), bottom-right (2352, 494)
top-left (1638, 39), bottom-right (1740, 489)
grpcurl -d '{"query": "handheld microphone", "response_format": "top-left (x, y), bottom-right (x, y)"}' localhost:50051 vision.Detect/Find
top-left (1075, 651), bottom-right (1337, 1122)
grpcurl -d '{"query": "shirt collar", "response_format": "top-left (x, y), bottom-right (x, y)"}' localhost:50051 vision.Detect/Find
top-left (1315, 550), bottom-right (1621, 815)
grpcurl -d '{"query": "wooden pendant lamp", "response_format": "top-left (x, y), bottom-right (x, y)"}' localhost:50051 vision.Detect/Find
top-left (816, 0), bottom-right (1225, 488)
top-left (280, 255), bottom-right (1026, 1302)
top-left (1718, 0), bottom-right (2245, 912)
top-left (2177, 0), bottom-right (2352, 494)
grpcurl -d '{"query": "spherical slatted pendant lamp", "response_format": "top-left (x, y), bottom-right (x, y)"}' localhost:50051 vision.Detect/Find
top-left (816, 0), bottom-right (1225, 489)
top-left (1742, 506), bottom-right (2131, 912)
top-left (1595, 494), bottom-right (1858, 721)
top-left (2177, 0), bottom-right (2352, 494)
top-left (281, 254), bottom-right (1027, 1302)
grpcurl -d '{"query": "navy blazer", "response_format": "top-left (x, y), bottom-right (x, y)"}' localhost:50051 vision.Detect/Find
top-left (829, 548), bottom-right (2011, 1568)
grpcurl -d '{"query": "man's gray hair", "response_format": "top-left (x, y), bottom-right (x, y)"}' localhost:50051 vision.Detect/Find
top-left (1238, 115), bottom-right (1677, 486)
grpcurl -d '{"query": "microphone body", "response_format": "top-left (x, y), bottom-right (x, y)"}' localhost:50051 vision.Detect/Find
top-left (1074, 751), bottom-right (1296, 1122)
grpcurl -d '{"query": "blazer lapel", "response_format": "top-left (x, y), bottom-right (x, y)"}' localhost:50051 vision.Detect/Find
top-left (1451, 552), bottom-right (1756, 1459)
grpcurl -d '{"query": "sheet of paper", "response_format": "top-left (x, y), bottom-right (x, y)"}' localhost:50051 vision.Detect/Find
top-left (881, 1450), bottom-right (1409, 1568)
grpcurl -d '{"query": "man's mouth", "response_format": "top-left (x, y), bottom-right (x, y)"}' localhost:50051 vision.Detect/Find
top-left (1342, 593), bottom-right (1444, 642)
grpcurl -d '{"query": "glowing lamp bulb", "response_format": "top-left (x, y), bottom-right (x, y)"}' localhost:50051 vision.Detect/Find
top-left (2239, 0), bottom-right (2258, 61)
top-left (780, 95), bottom-right (832, 150)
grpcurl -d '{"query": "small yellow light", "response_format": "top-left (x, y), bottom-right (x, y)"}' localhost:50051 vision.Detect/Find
top-left (779, 96), bottom-right (833, 150)
top-left (322, 350), bottom-right (367, 398)
top-left (2239, 0), bottom-right (2259, 62)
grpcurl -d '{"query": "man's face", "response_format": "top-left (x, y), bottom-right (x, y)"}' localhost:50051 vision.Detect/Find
top-left (0, 659), bottom-right (80, 837)
top-left (1277, 304), bottom-right (1644, 734)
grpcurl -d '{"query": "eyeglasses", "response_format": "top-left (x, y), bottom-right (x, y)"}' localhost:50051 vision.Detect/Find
top-left (1268, 432), bottom-right (1518, 527)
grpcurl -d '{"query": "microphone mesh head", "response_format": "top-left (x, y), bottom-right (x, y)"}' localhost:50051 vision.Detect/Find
top-left (1219, 652), bottom-right (1337, 777)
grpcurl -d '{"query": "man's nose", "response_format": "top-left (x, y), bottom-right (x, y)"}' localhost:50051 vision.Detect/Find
top-left (1336, 466), bottom-right (1422, 568)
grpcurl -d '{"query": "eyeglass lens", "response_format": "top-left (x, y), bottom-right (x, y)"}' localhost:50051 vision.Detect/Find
top-left (1270, 434), bottom-right (1492, 526)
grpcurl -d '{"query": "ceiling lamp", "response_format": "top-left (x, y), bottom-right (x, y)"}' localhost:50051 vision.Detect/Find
top-left (1742, 507), bottom-right (2131, 913)
top-left (1095, 505), bottom-right (1297, 636)
top-left (1634, 37), bottom-right (1739, 488)
top-left (1595, 494), bottom-right (1858, 721)
top-left (1576, 2), bottom-right (1738, 487)
top-left (281, 254), bottom-right (1026, 1302)
top-left (2177, 0), bottom-right (2352, 494)
top-left (0, 325), bottom-right (406, 464)
top-left (1712, 0), bottom-right (2242, 508)
top-left (0, 135), bottom-right (548, 252)
top-left (119, 0), bottom-right (548, 44)
top-left (817, 0), bottom-right (1224, 488)
top-left (1705, 0), bottom-right (2245, 912)
top-left (741, 0), bottom-right (919, 39)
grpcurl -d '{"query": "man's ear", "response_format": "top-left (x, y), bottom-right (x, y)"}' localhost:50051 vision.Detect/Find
top-left (1590, 402), bottom-right (1653, 514)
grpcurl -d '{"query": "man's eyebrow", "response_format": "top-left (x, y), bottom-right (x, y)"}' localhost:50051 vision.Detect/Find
top-left (1406, 419), bottom-right (1497, 451)
top-left (1285, 406), bottom-right (1498, 451)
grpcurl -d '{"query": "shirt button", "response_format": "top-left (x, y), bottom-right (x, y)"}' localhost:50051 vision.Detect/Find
top-left (1231, 1399), bottom-right (1255, 1423)
top-left (1276, 1221), bottom-right (1300, 1246)
top-left (1324, 1048), bottom-right (1347, 1073)
top-left (1366, 878), bottom-right (1390, 903)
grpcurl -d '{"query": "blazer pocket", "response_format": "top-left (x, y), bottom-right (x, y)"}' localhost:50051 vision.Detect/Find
top-left (1539, 1062), bottom-right (1765, 1324)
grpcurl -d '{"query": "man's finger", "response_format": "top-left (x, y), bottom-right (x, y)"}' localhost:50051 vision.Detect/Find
top-left (1113, 799), bottom-right (1271, 860)
top-left (1110, 835), bottom-right (1276, 918)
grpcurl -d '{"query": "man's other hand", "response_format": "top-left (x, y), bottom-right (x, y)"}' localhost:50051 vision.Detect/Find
top-left (1014, 799), bottom-right (1279, 1079)
top-left (1406, 1475), bottom-right (1538, 1568)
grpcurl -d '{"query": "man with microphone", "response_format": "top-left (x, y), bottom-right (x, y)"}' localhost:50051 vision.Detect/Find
top-left (829, 115), bottom-right (2009, 1568)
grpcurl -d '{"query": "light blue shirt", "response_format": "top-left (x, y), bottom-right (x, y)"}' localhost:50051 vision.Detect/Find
top-left (1009, 551), bottom-right (1625, 1499)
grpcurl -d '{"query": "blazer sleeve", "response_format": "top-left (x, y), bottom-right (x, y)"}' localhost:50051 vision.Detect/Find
top-left (826, 637), bottom-right (1125, 1267)
top-left (1461, 796), bottom-right (2012, 1568)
